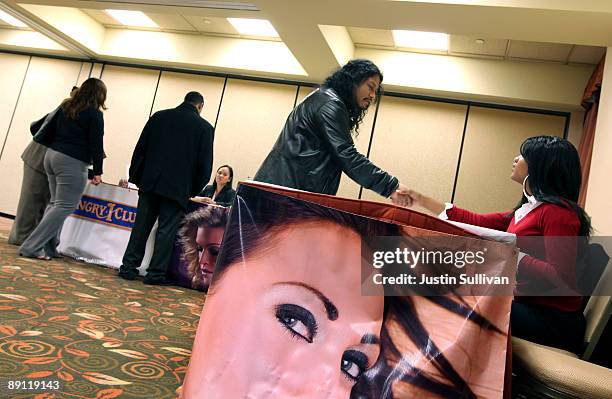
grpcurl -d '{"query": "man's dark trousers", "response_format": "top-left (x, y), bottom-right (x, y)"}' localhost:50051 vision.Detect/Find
top-left (119, 192), bottom-right (183, 282)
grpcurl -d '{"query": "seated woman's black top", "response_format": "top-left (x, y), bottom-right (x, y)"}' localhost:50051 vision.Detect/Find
top-left (199, 185), bottom-right (236, 207)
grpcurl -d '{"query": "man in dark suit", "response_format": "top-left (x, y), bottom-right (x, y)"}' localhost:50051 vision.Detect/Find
top-left (118, 91), bottom-right (214, 285)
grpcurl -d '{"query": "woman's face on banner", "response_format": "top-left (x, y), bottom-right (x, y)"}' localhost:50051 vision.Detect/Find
top-left (196, 225), bottom-right (224, 290)
top-left (191, 222), bottom-right (384, 398)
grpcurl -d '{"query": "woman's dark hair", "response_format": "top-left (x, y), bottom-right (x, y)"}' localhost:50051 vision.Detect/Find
top-left (62, 77), bottom-right (107, 119)
top-left (213, 185), bottom-right (493, 397)
top-left (323, 59), bottom-right (383, 135)
top-left (516, 135), bottom-right (591, 236)
top-left (179, 205), bottom-right (228, 290)
top-left (211, 165), bottom-right (234, 193)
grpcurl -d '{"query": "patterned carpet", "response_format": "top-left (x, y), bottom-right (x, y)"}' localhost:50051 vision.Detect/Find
top-left (0, 226), bottom-right (205, 399)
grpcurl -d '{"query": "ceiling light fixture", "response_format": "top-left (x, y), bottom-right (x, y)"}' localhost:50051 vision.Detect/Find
top-left (104, 9), bottom-right (159, 28)
top-left (0, 9), bottom-right (28, 28)
top-left (475, 38), bottom-right (486, 45)
top-left (227, 18), bottom-right (279, 37)
top-left (392, 30), bottom-right (448, 51)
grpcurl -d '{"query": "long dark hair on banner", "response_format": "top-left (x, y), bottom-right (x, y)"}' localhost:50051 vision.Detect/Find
top-left (214, 185), bottom-right (500, 398)
top-left (62, 77), bottom-right (107, 119)
top-left (323, 59), bottom-right (383, 135)
top-left (351, 295), bottom-right (503, 398)
top-left (515, 135), bottom-right (591, 236)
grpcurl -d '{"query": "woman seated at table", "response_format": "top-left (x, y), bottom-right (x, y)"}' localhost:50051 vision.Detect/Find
top-left (406, 135), bottom-right (590, 354)
top-left (192, 165), bottom-right (236, 207)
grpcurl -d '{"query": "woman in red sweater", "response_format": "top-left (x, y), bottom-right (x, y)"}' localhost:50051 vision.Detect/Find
top-left (408, 135), bottom-right (590, 353)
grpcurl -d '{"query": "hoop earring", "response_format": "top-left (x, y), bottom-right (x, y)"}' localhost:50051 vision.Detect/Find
top-left (522, 175), bottom-right (537, 204)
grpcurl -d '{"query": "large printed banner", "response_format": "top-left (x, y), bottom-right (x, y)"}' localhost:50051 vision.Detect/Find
top-left (182, 182), bottom-right (517, 399)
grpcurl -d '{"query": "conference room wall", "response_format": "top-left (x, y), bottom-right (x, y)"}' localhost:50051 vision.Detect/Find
top-left (75, 62), bottom-right (92, 85)
top-left (90, 63), bottom-right (103, 79)
top-left (361, 97), bottom-right (467, 213)
top-left (568, 110), bottom-right (585, 148)
top-left (151, 71), bottom-right (225, 128)
top-left (295, 85), bottom-right (376, 199)
top-left (0, 53), bottom-right (30, 164)
top-left (98, 65), bottom-right (159, 184)
top-left (0, 53), bottom-right (578, 216)
top-left (213, 79), bottom-right (297, 187)
top-left (0, 56), bottom-right (82, 215)
top-left (454, 107), bottom-right (566, 213)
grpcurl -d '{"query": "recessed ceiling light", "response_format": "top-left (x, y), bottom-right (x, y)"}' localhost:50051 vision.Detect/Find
top-left (392, 30), bottom-right (448, 51)
top-left (227, 18), bottom-right (278, 37)
top-left (475, 38), bottom-right (486, 45)
top-left (203, 19), bottom-right (212, 24)
top-left (105, 9), bottom-right (158, 28)
top-left (0, 9), bottom-right (28, 28)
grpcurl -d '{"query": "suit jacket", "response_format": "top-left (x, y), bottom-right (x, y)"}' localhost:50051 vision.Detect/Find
top-left (21, 141), bottom-right (47, 174)
top-left (129, 102), bottom-right (214, 208)
top-left (22, 111), bottom-right (55, 173)
top-left (254, 87), bottom-right (398, 197)
top-left (199, 184), bottom-right (236, 207)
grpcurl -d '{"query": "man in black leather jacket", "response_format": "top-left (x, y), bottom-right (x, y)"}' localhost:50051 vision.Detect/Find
top-left (255, 59), bottom-right (411, 205)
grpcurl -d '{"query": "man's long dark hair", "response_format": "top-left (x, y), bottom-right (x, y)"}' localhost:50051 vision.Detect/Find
top-left (323, 59), bottom-right (383, 135)
top-left (516, 135), bottom-right (591, 236)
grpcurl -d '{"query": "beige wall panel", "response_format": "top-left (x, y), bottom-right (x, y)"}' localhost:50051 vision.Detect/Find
top-left (294, 86), bottom-right (375, 199)
top-left (361, 97), bottom-right (467, 212)
top-left (455, 107), bottom-right (566, 213)
top-left (568, 110), bottom-right (584, 148)
top-left (215, 79), bottom-right (297, 187)
top-left (296, 85), bottom-right (316, 104)
top-left (99, 65), bottom-right (159, 184)
top-left (91, 63), bottom-right (103, 78)
top-left (0, 57), bottom-right (82, 214)
top-left (76, 62), bottom-right (92, 85)
top-left (152, 71), bottom-right (225, 127)
top-left (0, 53), bottom-right (30, 160)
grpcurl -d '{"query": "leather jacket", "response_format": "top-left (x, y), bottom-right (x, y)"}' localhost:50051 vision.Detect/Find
top-left (254, 87), bottom-right (398, 197)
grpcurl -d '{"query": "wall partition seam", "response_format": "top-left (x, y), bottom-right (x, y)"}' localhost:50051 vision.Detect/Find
top-left (0, 56), bottom-right (31, 161)
top-left (451, 104), bottom-right (471, 203)
top-left (75, 62), bottom-right (84, 86)
top-left (563, 115), bottom-right (571, 139)
top-left (88, 62), bottom-right (94, 78)
top-left (149, 70), bottom-right (163, 118)
top-left (213, 77), bottom-right (228, 130)
top-left (292, 85), bottom-right (300, 109)
top-left (99, 63), bottom-right (106, 79)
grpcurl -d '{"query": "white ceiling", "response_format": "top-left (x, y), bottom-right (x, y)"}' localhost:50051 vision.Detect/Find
top-left (347, 27), bottom-right (605, 65)
top-left (48, 5), bottom-right (610, 65)
top-left (0, 0), bottom-right (609, 82)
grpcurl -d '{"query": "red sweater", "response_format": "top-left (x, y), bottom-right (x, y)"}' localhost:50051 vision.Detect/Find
top-left (446, 203), bottom-right (582, 312)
